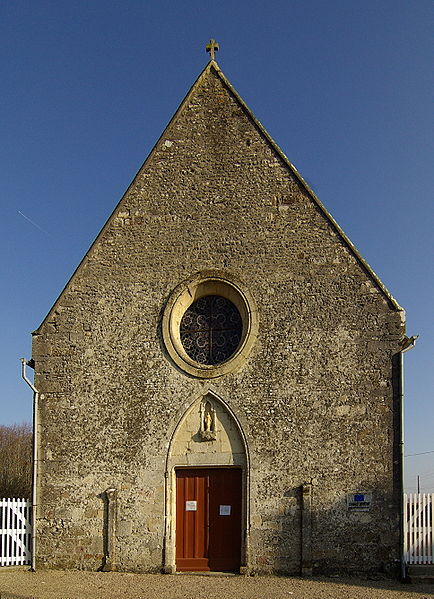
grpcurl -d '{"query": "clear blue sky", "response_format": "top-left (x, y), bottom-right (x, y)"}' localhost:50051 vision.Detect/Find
top-left (1, 0), bottom-right (432, 492)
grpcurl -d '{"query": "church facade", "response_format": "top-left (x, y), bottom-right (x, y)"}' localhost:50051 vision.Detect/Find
top-left (32, 54), bottom-right (406, 576)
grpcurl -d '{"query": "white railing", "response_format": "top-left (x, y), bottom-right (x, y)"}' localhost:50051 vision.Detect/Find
top-left (404, 493), bottom-right (434, 564)
top-left (0, 498), bottom-right (32, 566)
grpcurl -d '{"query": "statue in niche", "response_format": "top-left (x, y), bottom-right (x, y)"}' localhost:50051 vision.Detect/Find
top-left (200, 399), bottom-right (216, 441)
top-left (204, 410), bottom-right (212, 432)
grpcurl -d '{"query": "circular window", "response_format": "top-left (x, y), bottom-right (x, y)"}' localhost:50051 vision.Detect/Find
top-left (162, 272), bottom-right (258, 378)
top-left (180, 295), bottom-right (242, 365)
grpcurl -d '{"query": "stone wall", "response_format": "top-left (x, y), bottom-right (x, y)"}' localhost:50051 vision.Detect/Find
top-left (32, 63), bottom-right (405, 575)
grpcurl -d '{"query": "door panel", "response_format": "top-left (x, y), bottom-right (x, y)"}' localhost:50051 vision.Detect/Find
top-left (176, 468), bottom-right (242, 572)
top-left (176, 470), bottom-right (209, 571)
top-left (208, 468), bottom-right (242, 571)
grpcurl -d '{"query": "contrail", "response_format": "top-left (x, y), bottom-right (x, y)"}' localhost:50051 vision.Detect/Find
top-left (18, 211), bottom-right (49, 235)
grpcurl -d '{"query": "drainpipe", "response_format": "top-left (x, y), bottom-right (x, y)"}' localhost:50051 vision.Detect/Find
top-left (20, 358), bottom-right (38, 572)
top-left (398, 335), bottom-right (418, 581)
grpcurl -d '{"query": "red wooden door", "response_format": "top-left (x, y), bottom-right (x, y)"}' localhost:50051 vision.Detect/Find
top-left (176, 468), bottom-right (242, 572)
top-left (176, 469), bottom-right (209, 571)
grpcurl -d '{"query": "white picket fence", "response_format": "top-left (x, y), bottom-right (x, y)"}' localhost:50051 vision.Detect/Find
top-left (404, 493), bottom-right (434, 564)
top-left (0, 494), bottom-right (432, 567)
top-left (0, 498), bottom-right (32, 566)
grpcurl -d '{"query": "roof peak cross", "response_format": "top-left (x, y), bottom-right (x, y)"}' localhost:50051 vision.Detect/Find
top-left (206, 39), bottom-right (219, 61)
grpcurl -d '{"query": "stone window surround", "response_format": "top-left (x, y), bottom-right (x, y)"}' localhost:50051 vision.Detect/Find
top-left (162, 270), bottom-right (258, 378)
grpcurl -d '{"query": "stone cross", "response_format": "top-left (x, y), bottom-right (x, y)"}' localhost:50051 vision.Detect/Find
top-left (206, 39), bottom-right (219, 61)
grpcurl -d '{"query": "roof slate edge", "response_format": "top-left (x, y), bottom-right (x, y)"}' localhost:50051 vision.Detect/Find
top-left (209, 61), bottom-right (403, 313)
top-left (34, 59), bottom-right (402, 334)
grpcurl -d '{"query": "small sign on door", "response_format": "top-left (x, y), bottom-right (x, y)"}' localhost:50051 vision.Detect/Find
top-left (219, 504), bottom-right (231, 516)
top-left (186, 500), bottom-right (197, 511)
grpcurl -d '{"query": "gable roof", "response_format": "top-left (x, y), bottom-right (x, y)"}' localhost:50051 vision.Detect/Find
top-left (34, 59), bottom-right (402, 334)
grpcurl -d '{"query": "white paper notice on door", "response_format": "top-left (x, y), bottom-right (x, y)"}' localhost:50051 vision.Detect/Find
top-left (219, 504), bottom-right (231, 516)
top-left (185, 500), bottom-right (197, 511)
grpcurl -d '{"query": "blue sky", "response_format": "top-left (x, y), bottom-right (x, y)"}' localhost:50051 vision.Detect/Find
top-left (1, 0), bottom-right (432, 492)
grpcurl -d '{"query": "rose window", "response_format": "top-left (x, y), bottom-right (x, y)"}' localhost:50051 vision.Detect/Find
top-left (180, 295), bottom-right (242, 365)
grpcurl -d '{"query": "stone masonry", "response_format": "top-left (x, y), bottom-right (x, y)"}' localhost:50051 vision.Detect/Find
top-left (32, 59), bottom-right (406, 576)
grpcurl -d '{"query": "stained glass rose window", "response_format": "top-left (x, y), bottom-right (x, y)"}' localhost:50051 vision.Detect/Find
top-left (180, 295), bottom-right (242, 365)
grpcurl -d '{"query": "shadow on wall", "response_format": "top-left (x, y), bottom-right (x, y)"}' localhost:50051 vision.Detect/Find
top-left (265, 482), bottom-right (403, 580)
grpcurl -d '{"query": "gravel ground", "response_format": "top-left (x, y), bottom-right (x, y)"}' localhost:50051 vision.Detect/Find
top-left (0, 570), bottom-right (433, 599)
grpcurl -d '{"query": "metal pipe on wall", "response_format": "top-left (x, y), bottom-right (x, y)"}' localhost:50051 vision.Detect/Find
top-left (20, 358), bottom-right (38, 572)
top-left (399, 335), bottom-right (418, 580)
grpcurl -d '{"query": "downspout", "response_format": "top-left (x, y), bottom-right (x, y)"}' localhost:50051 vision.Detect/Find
top-left (398, 335), bottom-right (418, 581)
top-left (20, 358), bottom-right (38, 572)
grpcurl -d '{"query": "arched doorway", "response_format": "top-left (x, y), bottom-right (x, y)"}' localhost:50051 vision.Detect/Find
top-left (164, 392), bottom-right (249, 573)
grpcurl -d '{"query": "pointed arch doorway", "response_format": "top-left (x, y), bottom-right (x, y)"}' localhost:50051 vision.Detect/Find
top-left (164, 392), bottom-right (249, 573)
